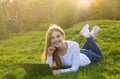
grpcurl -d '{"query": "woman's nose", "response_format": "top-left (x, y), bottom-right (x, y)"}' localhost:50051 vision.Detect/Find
top-left (54, 37), bottom-right (58, 41)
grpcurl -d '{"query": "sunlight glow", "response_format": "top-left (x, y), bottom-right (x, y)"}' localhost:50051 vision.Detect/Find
top-left (10, 0), bottom-right (14, 3)
top-left (78, 0), bottom-right (92, 9)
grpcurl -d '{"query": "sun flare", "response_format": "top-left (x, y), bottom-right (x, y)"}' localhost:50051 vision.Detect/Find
top-left (77, 0), bottom-right (92, 9)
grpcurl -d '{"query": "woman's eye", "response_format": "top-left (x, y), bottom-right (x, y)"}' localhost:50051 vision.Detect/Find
top-left (56, 35), bottom-right (60, 38)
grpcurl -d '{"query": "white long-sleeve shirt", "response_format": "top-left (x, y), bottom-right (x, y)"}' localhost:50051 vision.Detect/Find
top-left (46, 40), bottom-right (91, 73)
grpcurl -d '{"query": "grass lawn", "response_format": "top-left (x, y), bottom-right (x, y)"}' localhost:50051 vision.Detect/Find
top-left (0, 20), bottom-right (120, 79)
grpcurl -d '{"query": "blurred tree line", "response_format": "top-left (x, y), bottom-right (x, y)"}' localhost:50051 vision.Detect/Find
top-left (0, 0), bottom-right (120, 40)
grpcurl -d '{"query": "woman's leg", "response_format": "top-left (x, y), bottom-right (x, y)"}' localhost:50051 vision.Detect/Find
top-left (82, 37), bottom-right (103, 56)
top-left (81, 37), bottom-right (104, 62)
top-left (80, 24), bottom-right (103, 62)
top-left (82, 40), bottom-right (89, 50)
top-left (80, 49), bottom-right (103, 63)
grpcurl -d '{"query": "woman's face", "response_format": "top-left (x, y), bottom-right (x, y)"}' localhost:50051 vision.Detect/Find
top-left (51, 31), bottom-right (64, 48)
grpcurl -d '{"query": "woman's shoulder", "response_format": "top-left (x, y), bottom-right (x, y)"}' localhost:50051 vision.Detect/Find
top-left (66, 40), bottom-right (80, 51)
top-left (66, 40), bottom-right (79, 46)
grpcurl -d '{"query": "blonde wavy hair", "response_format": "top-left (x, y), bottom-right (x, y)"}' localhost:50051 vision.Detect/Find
top-left (41, 24), bottom-right (65, 68)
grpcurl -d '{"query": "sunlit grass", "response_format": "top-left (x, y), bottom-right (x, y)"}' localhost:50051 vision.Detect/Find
top-left (0, 20), bottom-right (120, 79)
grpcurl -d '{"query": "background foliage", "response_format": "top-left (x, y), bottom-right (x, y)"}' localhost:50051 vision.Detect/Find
top-left (0, 0), bottom-right (120, 40)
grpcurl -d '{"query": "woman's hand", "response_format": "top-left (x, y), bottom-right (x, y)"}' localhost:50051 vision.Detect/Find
top-left (52, 70), bottom-right (62, 76)
top-left (48, 45), bottom-right (56, 56)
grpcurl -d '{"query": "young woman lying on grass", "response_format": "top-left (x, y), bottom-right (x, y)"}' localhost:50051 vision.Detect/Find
top-left (42, 24), bottom-right (104, 76)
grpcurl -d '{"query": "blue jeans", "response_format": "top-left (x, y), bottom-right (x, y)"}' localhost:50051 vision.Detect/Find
top-left (80, 37), bottom-right (104, 63)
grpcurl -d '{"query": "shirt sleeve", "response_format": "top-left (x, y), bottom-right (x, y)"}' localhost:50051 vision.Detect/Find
top-left (60, 42), bottom-right (81, 73)
top-left (46, 55), bottom-right (53, 67)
